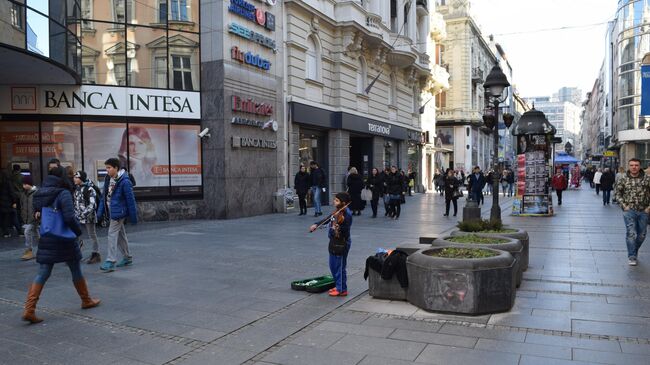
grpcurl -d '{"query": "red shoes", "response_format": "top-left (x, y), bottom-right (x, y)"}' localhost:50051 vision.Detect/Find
top-left (328, 288), bottom-right (348, 297)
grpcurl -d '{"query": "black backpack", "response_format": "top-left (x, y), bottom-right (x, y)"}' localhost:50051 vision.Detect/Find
top-left (82, 184), bottom-right (102, 213)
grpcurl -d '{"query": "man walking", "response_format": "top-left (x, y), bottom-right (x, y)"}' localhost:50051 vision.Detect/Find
top-left (309, 161), bottom-right (326, 217)
top-left (551, 168), bottom-right (567, 206)
top-left (98, 158), bottom-right (138, 272)
top-left (614, 158), bottom-right (650, 266)
top-left (468, 166), bottom-right (486, 205)
top-left (600, 168), bottom-right (615, 205)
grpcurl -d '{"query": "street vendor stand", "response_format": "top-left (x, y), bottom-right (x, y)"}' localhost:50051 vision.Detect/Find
top-left (511, 108), bottom-right (556, 216)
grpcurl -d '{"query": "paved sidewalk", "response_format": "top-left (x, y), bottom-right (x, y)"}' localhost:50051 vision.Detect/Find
top-left (0, 188), bottom-right (648, 364)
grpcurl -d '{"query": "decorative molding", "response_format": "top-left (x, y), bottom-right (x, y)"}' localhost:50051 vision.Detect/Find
top-left (310, 16), bottom-right (320, 34)
top-left (343, 30), bottom-right (364, 58)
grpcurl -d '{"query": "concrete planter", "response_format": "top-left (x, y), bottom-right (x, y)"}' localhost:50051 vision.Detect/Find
top-left (440, 233), bottom-right (524, 288)
top-left (452, 228), bottom-right (529, 271)
top-left (368, 269), bottom-right (407, 300)
top-left (407, 247), bottom-right (516, 315)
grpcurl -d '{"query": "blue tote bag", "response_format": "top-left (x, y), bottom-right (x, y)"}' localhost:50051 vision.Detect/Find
top-left (40, 200), bottom-right (76, 241)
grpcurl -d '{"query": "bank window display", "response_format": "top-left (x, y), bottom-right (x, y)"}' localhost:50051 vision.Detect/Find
top-left (83, 122), bottom-right (126, 188)
top-left (40, 122), bottom-right (83, 172)
top-left (170, 124), bottom-right (202, 195)
top-left (0, 122), bottom-right (42, 185)
top-left (127, 124), bottom-right (170, 196)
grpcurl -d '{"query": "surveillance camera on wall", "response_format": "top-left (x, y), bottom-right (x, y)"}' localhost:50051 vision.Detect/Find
top-left (198, 128), bottom-right (211, 138)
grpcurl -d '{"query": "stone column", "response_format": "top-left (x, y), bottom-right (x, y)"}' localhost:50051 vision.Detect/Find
top-left (328, 129), bottom-right (350, 198)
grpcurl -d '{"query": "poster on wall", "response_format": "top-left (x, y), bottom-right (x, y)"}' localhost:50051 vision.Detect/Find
top-left (512, 137), bottom-right (553, 216)
top-left (127, 124), bottom-right (170, 196)
top-left (436, 127), bottom-right (454, 145)
top-left (522, 195), bottom-right (550, 215)
top-left (83, 123), bottom-right (127, 189)
top-left (170, 125), bottom-right (202, 195)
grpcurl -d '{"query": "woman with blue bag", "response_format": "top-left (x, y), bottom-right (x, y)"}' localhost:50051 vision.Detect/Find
top-left (22, 167), bottom-right (100, 324)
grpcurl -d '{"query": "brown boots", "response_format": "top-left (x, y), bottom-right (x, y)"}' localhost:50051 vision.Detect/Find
top-left (22, 283), bottom-right (44, 324)
top-left (22, 279), bottom-right (100, 324)
top-left (73, 279), bottom-right (101, 309)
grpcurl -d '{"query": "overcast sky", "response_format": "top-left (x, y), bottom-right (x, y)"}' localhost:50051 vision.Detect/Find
top-left (469, 0), bottom-right (617, 99)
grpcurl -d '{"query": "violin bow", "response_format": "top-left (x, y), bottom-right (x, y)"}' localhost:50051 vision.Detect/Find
top-left (310, 202), bottom-right (351, 232)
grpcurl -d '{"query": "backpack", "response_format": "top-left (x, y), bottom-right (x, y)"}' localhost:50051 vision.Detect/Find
top-left (82, 184), bottom-right (102, 213)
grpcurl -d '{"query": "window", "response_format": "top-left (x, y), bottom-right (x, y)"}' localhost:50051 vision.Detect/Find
top-left (436, 91), bottom-right (446, 109)
top-left (172, 55), bottom-right (193, 90)
top-left (128, 124), bottom-right (170, 195)
top-left (41, 122), bottom-right (83, 174)
top-left (112, 0), bottom-right (134, 23)
top-left (11, 3), bottom-right (23, 29)
top-left (357, 57), bottom-right (367, 94)
top-left (113, 61), bottom-right (129, 85)
top-left (81, 0), bottom-right (93, 29)
top-left (82, 65), bottom-right (96, 84)
top-left (169, 0), bottom-right (189, 21)
top-left (159, 0), bottom-right (168, 23)
top-left (389, 73), bottom-right (397, 106)
top-left (170, 125), bottom-right (203, 195)
top-left (154, 57), bottom-right (167, 88)
top-left (306, 35), bottom-right (321, 81)
top-left (0, 122), bottom-right (42, 185)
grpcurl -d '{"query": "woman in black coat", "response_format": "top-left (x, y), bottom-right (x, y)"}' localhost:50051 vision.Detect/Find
top-left (599, 168), bottom-right (615, 205)
top-left (346, 167), bottom-right (365, 215)
top-left (294, 165), bottom-right (310, 215)
top-left (0, 170), bottom-right (16, 237)
top-left (366, 168), bottom-right (382, 218)
top-left (386, 166), bottom-right (405, 219)
top-left (443, 168), bottom-right (461, 217)
top-left (22, 167), bottom-right (100, 324)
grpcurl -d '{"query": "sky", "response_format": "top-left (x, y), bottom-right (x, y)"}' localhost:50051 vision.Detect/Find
top-left (470, 0), bottom-right (618, 99)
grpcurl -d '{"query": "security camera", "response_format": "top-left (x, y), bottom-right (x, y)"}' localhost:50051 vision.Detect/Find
top-left (198, 128), bottom-right (211, 138)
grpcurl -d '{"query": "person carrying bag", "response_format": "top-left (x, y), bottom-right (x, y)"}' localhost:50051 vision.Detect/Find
top-left (22, 167), bottom-right (100, 324)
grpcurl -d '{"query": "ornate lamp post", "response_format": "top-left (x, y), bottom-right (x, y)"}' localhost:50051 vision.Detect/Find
top-left (483, 64), bottom-right (511, 223)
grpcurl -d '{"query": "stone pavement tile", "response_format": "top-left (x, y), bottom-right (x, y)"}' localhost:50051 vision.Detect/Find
top-left (267, 303), bottom-right (336, 329)
top-left (315, 321), bottom-right (395, 338)
top-left (361, 317), bottom-right (442, 333)
top-left (571, 284), bottom-right (640, 297)
top-left (411, 309), bottom-right (491, 324)
top-left (261, 344), bottom-right (365, 365)
top-left (414, 343), bottom-right (520, 365)
top-left (519, 355), bottom-right (596, 365)
top-left (216, 322), bottom-right (301, 352)
top-left (541, 276), bottom-right (602, 285)
top-left (179, 327), bottom-right (226, 342)
top-left (571, 301), bottom-right (650, 317)
top-left (388, 328), bottom-right (477, 348)
top-left (488, 311), bottom-right (572, 332)
top-left (536, 292), bottom-right (607, 304)
top-left (572, 348), bottom-right (650, 364)
top-left (513, 296), bottom-right (572, 311)
top-left (357, 355), bottom-right (417, 365)
top-left (516, 290), bottom-right (539, 298)
top-left (347, 296), bottom-right (419, 317)
top-left (289, 329), bottom-right (347, 349)
top-left (524, 333), bottom-right (622, 352)
top-left (175, 345), bottom-right (256, 365)
top-left (474, 338), bottom-right (572, 359)
top-left (120, 337), bottom-right (191, 364)
top-left (620, 342), bottom-right (650, 355)
top-left (573, 320), bottom-right (650, 338)
top-left (437, 324), bottom-right (526, 342)
top-left (122, 317), bottom-right (198, 336)
top-left (173, 310), bottom-right (251, 333)
top-left (330, 334), bottom-right (427, 361)
top-left (328, 311), bottom-right (371, 324)
top-left (533, 308), bottom-right (650, 326)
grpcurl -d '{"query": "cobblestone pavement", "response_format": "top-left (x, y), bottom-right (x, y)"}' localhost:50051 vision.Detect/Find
top-left (1, 188), bottom-right (648, 364)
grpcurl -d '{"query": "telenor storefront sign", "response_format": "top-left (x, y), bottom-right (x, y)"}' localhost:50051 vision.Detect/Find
top-left (2, 85), bottom-right (200, 119)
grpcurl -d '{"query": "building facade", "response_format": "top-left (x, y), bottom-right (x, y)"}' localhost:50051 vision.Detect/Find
top-left (435, 0), bottom-right (499, 174)
top-left (581, 67), bottom-right (608, 163)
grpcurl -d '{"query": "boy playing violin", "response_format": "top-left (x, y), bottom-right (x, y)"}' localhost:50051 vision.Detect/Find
top-left (310, 192), bottom-right (353, 296)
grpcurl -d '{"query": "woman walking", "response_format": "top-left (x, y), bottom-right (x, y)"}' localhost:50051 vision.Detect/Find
top-left (366, 168), bottom-right (382, 218)
top-left (386, 166), bottom-right (405, 219)
top-left (346, 167), bottom-right (364, 216)
top-left (600, 168), bottom-right (615, 205)
top-left (22, 167), bottom-right (100, 324)
top-left (443, 168), bottom-right (461, 217)
top-left (294, 165), bottom-right (310, 215)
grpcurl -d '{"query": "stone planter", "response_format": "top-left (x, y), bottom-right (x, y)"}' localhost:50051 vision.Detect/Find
top-left (368, 269), bottom-right (407, 300)
top-left (438, 233), bottom-right (523, 288)
top-left (451, 228), bottom-right (529, 271)
top-left (407, 247), bottom-right (516, 315)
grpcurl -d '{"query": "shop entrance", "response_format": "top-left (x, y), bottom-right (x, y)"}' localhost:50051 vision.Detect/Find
top-left (299, 129), bottom-right (329, 207)
top-left (349, 136), bottom-right (373, 179)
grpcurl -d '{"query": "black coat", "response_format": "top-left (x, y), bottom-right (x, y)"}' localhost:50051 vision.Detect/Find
top-left (294, 172), bottom-right (310, 195)
top-left (444, 175), bottom-right (460, 199)
top-left (366, 174), bottom-right (383, 199)
top-left (0, 172), bottom-right (15, 214)
top-left (310, 168), bottom-right (326, 188)
top-left (385, 173), bottom-right (404, 195)
top-left (600, 171), bottom-right (615, 190)
top-left (33, 176), bottom-right (82, 264)
top-left (347, 173), bottom-right (365, 210)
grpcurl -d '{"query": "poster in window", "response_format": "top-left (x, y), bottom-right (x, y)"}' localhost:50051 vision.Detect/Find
top-left (83, 123), bottom-right (126, 189)
top-left (170, 124), bottom-right (202, 194)
top-left (127, 124), bottom-right (169, 196)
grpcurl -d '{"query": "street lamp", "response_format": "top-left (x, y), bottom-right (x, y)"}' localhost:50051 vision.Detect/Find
top-left (483, 64), bottom-right (510, 223)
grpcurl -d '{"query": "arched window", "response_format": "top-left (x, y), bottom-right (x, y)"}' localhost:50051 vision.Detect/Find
top-left (389, 73), bottom-right (397, 106)
top-left (357, 56), bottom-right (367, 94)
top-left (306, 35), bottom-right (321, 81)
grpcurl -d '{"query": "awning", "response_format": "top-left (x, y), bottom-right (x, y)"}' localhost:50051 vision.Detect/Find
top-left (554, 152), bottom-right (580, 164)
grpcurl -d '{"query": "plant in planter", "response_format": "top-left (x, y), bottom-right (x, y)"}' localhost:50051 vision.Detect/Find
top-left (406, 247), bottom-right (516, 314)
top-left (434, 234), bottom-right (524, 288)
top-left (455, 220), bottom-right (529, 272)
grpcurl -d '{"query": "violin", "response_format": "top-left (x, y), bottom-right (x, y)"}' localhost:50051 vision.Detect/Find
top-left (309, 202), bottom-right (351, 233)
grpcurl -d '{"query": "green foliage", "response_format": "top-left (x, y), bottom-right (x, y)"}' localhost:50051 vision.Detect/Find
top-left (456, 219), bottom-right (516, 233)
top-left (427, 247), bottom-right (498, 259)
top-left (447, 234), bottom-right (510, 244)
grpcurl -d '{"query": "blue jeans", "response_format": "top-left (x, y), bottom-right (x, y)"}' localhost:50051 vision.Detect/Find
top-left (508, 183), bottom-right (514, 196)
top-left (329, 243), bottom-right (350, 292)
top-left (311, 186), bottom-right (322, 214)
top-left (603, 190), bottom-right (611, 204)
top-left (623, 210), bottom-right (648, 259)
top-left (34, 260), bottom-right (84, 285)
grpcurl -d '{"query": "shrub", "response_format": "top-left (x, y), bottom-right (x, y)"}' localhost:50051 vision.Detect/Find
top-left (447, 234), bottom-right (510, 244)
top-left (457, 219), bottom-right (516, 233)
top-left (426, 247), bottom-right (498, 258)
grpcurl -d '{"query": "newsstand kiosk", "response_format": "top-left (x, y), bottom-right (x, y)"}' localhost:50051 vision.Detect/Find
top-left (511, 108), bottom-right (557, 217)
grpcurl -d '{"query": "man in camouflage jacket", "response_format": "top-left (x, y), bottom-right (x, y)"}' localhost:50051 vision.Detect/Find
top-left (614, 158), bottom-right (650, 266)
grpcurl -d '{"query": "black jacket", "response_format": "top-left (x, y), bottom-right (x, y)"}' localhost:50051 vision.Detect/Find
top-left (346, 174), bottom-right (364, 195)
top-left (310, 167), bottom-right (326, 188)
top-left (33, 176), bottom-right (82, 264)
top-left (600, 171), bottom-right (615, 190)
top-left (366, 174), bottom-right (383, 199)
top-left (444, 175), bottom-right (460, 199)
top-left (0, 172), bottom-right (15, 214)
top-left (294, 172), bottom-right (310, 195)
top-left (363, 250), bottom-right (409, 288)
top-left (385, 173), bottom-right (404, 195)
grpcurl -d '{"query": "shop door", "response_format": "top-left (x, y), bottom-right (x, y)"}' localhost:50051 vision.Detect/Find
top-left (349, 136), bottom-right (373, 179)
top-left (300, 130), bottom-right (329, 207)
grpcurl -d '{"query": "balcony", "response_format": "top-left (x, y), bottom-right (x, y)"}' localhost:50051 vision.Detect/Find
top-left (334, 1), bottom-right (389, 44)
top-left (387, 35), bottom-right (417, 68)
top-left (429, 12), bottom-right (447, 42)
top-left (472, 67), bottom-right (484, 84)
top-left (417, 0), bottom-right (429, 16)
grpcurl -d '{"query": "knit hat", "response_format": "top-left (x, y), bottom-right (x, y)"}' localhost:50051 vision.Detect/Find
top-left (22, 175), bottom-right (33, 186)
top-left (335, 192), bottom-right (351, 204)
top-left (74, 170), bottom-right (88, 182)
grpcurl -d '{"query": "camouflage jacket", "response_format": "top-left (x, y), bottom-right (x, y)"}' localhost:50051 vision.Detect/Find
top-left (614, 170), bottom-right (650, 211)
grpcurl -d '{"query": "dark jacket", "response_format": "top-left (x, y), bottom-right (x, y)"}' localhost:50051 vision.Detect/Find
top-left (468, 172), bottom-right (486, 193)
top-left (33, 176), bottom-right (82, 264)
top-left (97, 170), bottom-right (138, 224)
top-left (385, 173), bottom-right (404, 196)
top-left (363, 249), bottom-right (409, 288)
top-left (506, 170), bottom-right (515, 184)
top-left (600, 171), bottom-right (615, 190)
top-left (20, 187), bottom-right (38, 224)
top-left (294, 171), bottom-right (310, 195)
top-left (444, 175), bottom-right (460, 199)
top-left (366, 174), bottom-right (383, 199)
top-left (0, 172), bottom-right (15, 214)
top-left (346, 174), bottom-right (364, 195)
top-left (310, 167), bottom-right (326, 188)
top-left (315, 207), bottom-right (353, 243)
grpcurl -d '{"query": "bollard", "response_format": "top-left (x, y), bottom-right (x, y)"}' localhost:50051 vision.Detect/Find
top-left (463, 198), bottom-right (481, 222)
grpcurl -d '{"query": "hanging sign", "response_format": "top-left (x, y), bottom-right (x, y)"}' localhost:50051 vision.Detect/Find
top-left (641, 64), bottom-right (650, 116)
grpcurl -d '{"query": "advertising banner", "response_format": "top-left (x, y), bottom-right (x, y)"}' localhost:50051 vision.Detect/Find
top-left (642, 64), bottom-right (650, 116)
top-left (170, 125), bottom-right (202, 193)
